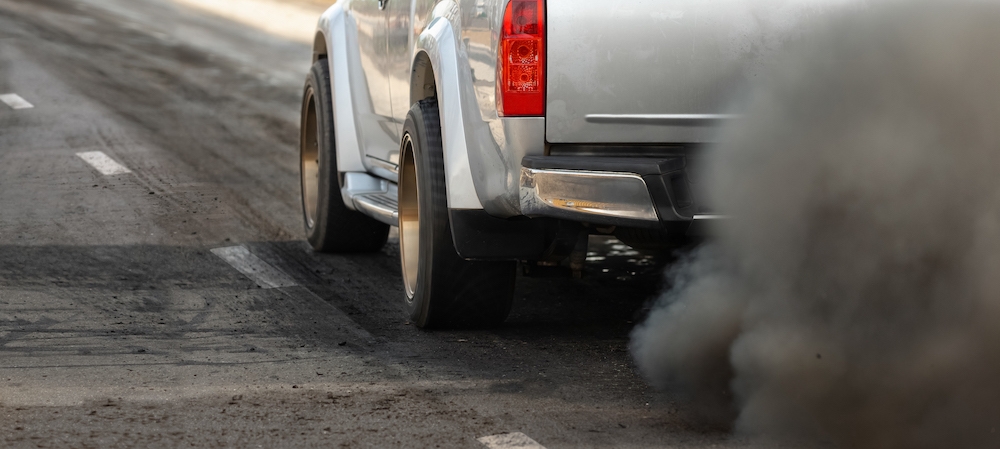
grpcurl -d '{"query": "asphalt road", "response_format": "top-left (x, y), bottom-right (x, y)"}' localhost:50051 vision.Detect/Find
top-left (0, 0), bottom-right (774, 447)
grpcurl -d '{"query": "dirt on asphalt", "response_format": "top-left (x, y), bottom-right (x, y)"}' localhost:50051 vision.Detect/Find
top-left (0, 0), bottom-right (769, 447)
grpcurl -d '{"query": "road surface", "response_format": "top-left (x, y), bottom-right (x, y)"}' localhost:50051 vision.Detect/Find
top-left (0, 0), bottom-right (777, 447)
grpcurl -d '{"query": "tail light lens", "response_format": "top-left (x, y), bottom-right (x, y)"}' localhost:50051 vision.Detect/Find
top-left (497, 0), bottom-right (545, 116)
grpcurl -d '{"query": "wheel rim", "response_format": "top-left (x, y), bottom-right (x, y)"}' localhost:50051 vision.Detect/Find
top-left (398, 133), bottom-right (420, 298)
top-left (301, 90), bottom-right (320, 230)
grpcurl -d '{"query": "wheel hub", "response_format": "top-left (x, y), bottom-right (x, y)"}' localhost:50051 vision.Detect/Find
top-left (398, 134), bottom-right (420, 298)
top-left (301, 92), bottom-right (320, 229)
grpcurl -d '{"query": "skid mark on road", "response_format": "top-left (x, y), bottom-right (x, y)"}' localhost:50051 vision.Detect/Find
top-left (76, 151), bottom-right (132, 175)
top-left (212, 245), bottom-right (376, 344)
top-left (211, 245), bottom-right (297, 289)
top-left (279, 286), bottom-right (376, 344)
top-left (0, 93), bottom-right (33, 109)
top-left (478, 432), bottom-right (547, 449)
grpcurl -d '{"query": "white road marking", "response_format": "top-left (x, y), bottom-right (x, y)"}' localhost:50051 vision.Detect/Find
top-left (478, 432), bottom-right (546, 449)
top-left (0, 93), bottom-right (34, 109)
top-left (76, 151), bottom-right (132, 175)
top-left (211, 245), bottom-right (298, 289)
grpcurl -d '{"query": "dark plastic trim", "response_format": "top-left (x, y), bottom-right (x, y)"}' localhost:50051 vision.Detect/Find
top-left (449, 209), bottom-right (554, 260)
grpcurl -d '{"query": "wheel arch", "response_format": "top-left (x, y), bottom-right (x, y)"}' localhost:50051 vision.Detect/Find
top-left (410, 50), bottom-right (436, 106)
top-left (312, 31), bottom-right (328, 63)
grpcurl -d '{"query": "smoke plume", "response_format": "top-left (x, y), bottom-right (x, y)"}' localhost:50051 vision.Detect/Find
top-left (631, 3), bottom-right (1000, 447)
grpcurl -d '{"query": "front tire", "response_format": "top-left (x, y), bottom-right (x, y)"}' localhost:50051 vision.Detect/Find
top-left (300, 60), bottom-right (389, 252)
top-left (398, 99), bottom-right (516, 328)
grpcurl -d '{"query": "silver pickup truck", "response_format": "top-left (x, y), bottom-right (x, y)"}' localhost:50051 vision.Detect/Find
top-left (299, 0), bottom-right (851, 328)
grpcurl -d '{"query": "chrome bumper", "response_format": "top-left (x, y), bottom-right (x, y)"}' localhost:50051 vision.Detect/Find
top-left (520, 168), bottom-right (660, 226)
top-left (518, 156), bottom-right (716, 231)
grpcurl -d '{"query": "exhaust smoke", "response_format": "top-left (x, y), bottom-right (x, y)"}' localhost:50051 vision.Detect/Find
top-left (631, 2), bottom-right (1000, 447)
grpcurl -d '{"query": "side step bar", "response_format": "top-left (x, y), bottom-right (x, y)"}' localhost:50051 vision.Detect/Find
top-left (354, 192), bottom-right (398, 226)
top-left (341, 172), bottom-right (398, 226)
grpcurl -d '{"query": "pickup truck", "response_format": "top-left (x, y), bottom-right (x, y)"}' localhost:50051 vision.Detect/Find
top-left (299, 0), bottom-right (848, 328)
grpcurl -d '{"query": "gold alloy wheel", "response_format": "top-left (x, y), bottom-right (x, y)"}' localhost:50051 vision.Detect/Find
top-left (398, 133), bottom-right (420, 298)
top-left (301, 90), bottom-right (320, 230)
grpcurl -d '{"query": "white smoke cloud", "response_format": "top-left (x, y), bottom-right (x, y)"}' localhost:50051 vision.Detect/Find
top-left (631, 2), bottom-right (1000, 447)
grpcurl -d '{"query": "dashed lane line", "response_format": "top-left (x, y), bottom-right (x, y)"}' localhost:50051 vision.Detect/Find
top-left (0, 93), bottom-right (34, 109)
top-left (76, 151), bottom-right (132, 176)
top-left (478, 432), bottom-right (547, 449)
top-left (211, 245), bottom-right (298, 289)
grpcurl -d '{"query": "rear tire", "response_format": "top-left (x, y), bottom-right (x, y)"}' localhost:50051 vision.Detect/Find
top-left (300, 60), bottom-right (389, 252)
top-left (398, 99), bottom-right (516, 328)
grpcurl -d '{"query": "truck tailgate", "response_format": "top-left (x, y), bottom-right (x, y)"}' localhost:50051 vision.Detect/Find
top-left (545, 0), bottom-right (859, 144)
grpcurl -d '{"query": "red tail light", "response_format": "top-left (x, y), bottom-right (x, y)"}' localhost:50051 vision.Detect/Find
top-left (497, 0), bottom-right (545, 116)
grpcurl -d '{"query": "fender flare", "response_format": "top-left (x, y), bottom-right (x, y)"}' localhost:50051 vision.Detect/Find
top-left (412, 6), bottom-right (484, 211)
top-left (316, 4), bottom-right (366, 175)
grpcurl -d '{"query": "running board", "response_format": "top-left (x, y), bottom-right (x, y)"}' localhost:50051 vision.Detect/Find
top-left (341, 172), bottom-right (398, 226)
top-left (354, 192), bottom-right (398, 226)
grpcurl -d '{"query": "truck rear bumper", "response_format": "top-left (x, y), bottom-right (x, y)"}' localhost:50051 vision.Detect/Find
top-left (519, 156), bottom-right (710, 230)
